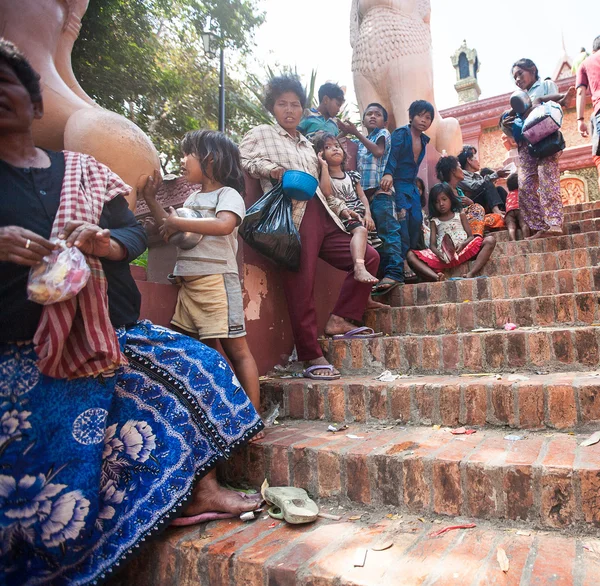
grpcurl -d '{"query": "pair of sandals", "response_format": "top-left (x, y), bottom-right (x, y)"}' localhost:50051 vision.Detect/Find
top-left (304, 327), bottom-right (382, 380)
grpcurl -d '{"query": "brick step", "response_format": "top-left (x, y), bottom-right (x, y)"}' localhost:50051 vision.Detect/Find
top-left (490, 216), bottom-right (600, 244)
top-left (222, 422), bottom-right (600, 531)
top-left (446, 244), bottom-right (600, 279)
top-left (564, 208), bottom-right (600, 223)
top-left (387, 266), bottom-right (600, 308)
top-left (320, 325), bottom-right (600, 376)
top-left (564, 200), bottom-right (600, 212)
top-left (261, 371), bottom-right (600, 431)
top-left (110, 508), bottom-right (600, 586)
top-left (491, 230), bottom-right (599, 258)
top-left (366, 292), bottom-right (600, 335)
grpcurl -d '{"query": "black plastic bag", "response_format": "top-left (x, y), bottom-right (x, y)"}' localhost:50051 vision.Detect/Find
top-left (528, 130), bottom-right (565, 159)
top-left (239, 183), bottom-right (302, 271)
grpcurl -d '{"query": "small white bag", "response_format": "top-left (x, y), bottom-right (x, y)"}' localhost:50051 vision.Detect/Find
top-left (522, 101), bottom-right (563, 145)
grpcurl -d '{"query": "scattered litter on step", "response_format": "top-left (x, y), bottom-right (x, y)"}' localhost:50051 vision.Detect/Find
top-left (580, 431), bottom-right (600, 447)
top-left (585, 372), bottom-right (600, 378)
top-left (471, 328), bottom-right (494, 333)
top-left (451, 427), bottom-right (477, 435)
top-left (375, 370), bottom-right (401, 382)
top-left (199, 533), bottom-right (212, 540)
top-left (327, 424), bottom-right (349, 433)
top-left (349, 515), bottom-right (363, 521)
top-left (459, 373), bottom-right (502, 379)
top-left (268, 522), bottom-right (278, 529)
top-left (535, 370), bottom-right (549, 375)
top-left (418, 518), bottom-right (426, 523)
top-left (428, 523), bottom-right (476, 538)
top-left (386, 513), bottom-right (402, 520)
top-left (463, 300), bottom-right (471, 303)
top-left (353, 548), bottom-right (368, 567)
top-left (504, 434), bottom-right (523, 441)
top-left (371, 540), bottom-right (394, 551)
top-left (433, 520), bottom-right (442, 524)
top-left (261, 478), bottom-right (269, 502)
top-left (259, 376), bottom-right (270, 382)
top-left (516, 530), bottom-right (531, 536)
top-left (508, 374), bottom-right (530, 382)
top-left (497, 548), bottom-right (510, 573)
top-left (432, 425), bottom-right (441, 431)
top-left (347, 434), bottom-right (364, 439)
top-left (583, 542), bottom-right (600, 559)
top-left (240, 509), bottom-right (263, 522)
top-left (504, 322), bottom-right (518, 331)
top-left (317, 512), bottom-right (342, 521)
top-left (264, 404), bottom-right (280, 428)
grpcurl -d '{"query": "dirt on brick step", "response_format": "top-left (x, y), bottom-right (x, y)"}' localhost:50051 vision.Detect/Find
top-left (107, 501), bottom-right (600, 586)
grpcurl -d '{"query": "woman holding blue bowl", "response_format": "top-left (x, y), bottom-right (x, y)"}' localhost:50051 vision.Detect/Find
top-left (240, 75), bottom-right (381, 381)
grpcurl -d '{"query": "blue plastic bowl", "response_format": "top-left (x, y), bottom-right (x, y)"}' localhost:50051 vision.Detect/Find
top-left (282, 170), bottom-right (318, 201)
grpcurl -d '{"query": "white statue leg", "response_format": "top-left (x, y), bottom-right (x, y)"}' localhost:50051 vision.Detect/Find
top-left (353, 71), bottom-right (389, 122)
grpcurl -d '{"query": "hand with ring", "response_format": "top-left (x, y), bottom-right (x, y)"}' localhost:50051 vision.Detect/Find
top-left (58, 221), bottom-right (113, 257)
top-left (0, 226), bottom-right (57, 266)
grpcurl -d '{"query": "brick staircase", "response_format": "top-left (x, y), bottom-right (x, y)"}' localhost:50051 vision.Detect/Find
top-left (111, 201), bottom-right (600, 586)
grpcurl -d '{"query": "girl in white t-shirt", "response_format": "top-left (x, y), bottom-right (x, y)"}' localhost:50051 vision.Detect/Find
top-left (140, 130), bottom-right (261, 423)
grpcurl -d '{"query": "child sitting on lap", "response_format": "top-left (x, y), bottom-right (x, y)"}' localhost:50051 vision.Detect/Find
top-left (140, 130), bottom-right (261, 416)
top-left (314, 132), bottom-right (380, 284)
top-left (504, 172), bottom-right (530, 241)
top-left (407, 183), bottom-right (496, 281)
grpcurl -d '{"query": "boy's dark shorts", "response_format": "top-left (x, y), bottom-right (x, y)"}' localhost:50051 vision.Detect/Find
top-left (343, 218), bottom-right (364, 232)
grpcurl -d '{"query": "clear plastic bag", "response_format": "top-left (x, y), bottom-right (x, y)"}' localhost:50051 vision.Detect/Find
top-left (27, 241), bottom-right (91, 305)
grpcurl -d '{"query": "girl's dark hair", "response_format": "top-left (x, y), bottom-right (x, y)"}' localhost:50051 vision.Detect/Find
top-left (428, 182), bottom-right (462, 218)
top-left (506, 172), bottom-right (519, 192)
top-left (0, 38), bottom-right (42, 103)
top-left (363, 102), bottom-right (388, 122)
top-left (264, 75), bottom-right (307, 114)
top-left (408, 99), bottom-right (435, 122)
top-left (313, 132), bottom-right (347, 169)
top-left (435, 155), bottom-right (461, 182)
top-left (181, 130), bottom-right (245, 194)
top-left (512, 58), bottom-right (539, 81)
top-left (415, 177), bottom-right (426, 208)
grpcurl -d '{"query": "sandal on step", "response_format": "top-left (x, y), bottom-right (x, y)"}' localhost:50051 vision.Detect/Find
top-left (371, 278), bottom-right (402, 297)
top-left (265, 487), bottom-right (319, 525)
top-left (332, 326), bottom-right (382, 340)
top-left (302, 364), bottom-right (341, 381)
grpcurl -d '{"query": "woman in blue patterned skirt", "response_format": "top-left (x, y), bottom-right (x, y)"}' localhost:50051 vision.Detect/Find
top-left (0, 39), bottom-right (263, 585)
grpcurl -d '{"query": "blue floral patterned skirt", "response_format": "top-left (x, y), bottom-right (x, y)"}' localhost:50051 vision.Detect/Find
top-left (0, 321), bottom-right (263, 585)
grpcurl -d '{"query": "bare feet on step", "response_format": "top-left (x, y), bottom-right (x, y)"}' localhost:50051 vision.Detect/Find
top-left (354, 260), bottom-right (378, 284)
top-left (182, 470), bottom-right (263, 517)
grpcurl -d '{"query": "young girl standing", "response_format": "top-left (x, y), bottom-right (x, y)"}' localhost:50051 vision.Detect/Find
top-left (406, 183), bottom-right (496, 281)
top-left (314, 132), bottom-right (380, 284)
top-left (140, 130), bottom-right (261, 416)
top-left (511, 58), bottom-right (574, 239)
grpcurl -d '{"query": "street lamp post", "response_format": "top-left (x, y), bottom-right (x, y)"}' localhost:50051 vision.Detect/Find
top-left (201, 29), bottom-right (226, 132)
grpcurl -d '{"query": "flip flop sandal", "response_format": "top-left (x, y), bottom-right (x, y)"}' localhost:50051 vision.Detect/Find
top-left (302, 364), bottom-right (341, 381)
top-left (332, 326), bottom-right (382, 340)
top-left (170, 511), bottom-right (237, 526)
top-left (264, 487), bottom-right (319, 525)
top-left (371, 279), bottom-right (402, 297)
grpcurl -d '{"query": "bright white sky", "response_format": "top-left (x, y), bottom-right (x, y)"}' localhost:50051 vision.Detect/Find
top-left (250, 0), bottom-right (597, 115)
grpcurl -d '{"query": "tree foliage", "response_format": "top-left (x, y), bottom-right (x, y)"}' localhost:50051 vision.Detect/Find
top-left (72, 0), bottom-right (268, 171)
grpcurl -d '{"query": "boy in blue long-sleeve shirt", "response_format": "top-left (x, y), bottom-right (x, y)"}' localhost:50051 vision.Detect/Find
top-left (376, 100), bottom-right (433, 290)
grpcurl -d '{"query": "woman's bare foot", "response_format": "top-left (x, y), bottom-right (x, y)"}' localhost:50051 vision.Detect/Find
top-left (527, 228), bottom-right (562, 240)
top-left (367, 297), bottom-right (389, 309)
top-left (437, 272), bottom-right (446, 281)
top-left (305, 356), bottom-right (340, 378)
top-left (249, 429), bottom-right (265, 443)
top-left (182, 470), bottom-right (262, 517)
top-left (323, 314), bottom-right (357, 337)
top-left (354, 261), bottom-right (378, 284)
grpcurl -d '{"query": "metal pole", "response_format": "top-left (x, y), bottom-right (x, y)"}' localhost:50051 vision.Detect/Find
top-left (218, 46), bottom-right (225, 132)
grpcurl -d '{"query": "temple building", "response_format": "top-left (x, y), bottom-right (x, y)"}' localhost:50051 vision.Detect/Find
top-left (440, 42), bottom-right (599, 205)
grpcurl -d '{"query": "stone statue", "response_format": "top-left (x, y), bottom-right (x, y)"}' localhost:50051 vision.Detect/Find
top-left (0, 0), bottom-right (160, 209)
top-left (351, 0), bottom-right (463, 155)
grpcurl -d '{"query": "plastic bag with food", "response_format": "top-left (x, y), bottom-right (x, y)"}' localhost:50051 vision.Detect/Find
top-left (27, 241), bottom-right (91, 305)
